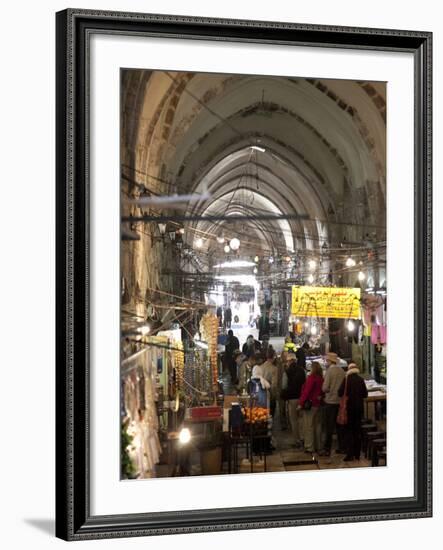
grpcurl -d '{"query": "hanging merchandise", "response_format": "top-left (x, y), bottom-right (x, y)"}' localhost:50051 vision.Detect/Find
top-left (200, 313), bottom-right (219, 399)
top-left (183, 348), bottom-right (211, 404)
top-left (173, 341), bottom-right (185, 392)
top-left (371, 324), bottom-right (387, 345)
top-left (121, 344), bottom-right (163, 479)
top-left (363, 323), bottom-right (372, 337)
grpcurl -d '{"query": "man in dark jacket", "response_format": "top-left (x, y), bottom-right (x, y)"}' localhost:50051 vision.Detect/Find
top-left (338, 363), bottom-right (368, 461)
top-left (296, 342), bottom-right (310, 370)
top-left (285, 360), bottom-right (306, 447)
top-left (224, 329), bottom-right (240, 384)
top-left (224, 307), bottom-right (232, 329)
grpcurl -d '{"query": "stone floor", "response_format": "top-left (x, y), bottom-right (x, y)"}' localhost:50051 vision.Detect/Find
top-left (154, 425), bottom-right (378, 478)
top-left (232, 427), bottom-right (373, 475)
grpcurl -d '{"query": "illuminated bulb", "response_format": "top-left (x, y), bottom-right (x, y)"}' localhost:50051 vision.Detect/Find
top-left (178, 428), bottom-right (191, 444)
top-left (253, 267), bottom-right (258, 274)
top-left (195, 238), bottom-right (204, 248)
top-left (308, 273), bottom-right (314, 284)
top-left (139, 325), bottom-right (150, 336)
top-left (254, 255), bottom-right (259, 263)
top-left (178, 227), bottom-right (185, 235)
top-left (358, 271), bottom-right (366, 281)
top-left (268, 256), bottom-right (274, 264)
top-left (304, 322), bottom-right (309, 328)
top-left (216, 236), bottom-right (225, 244)
top-left (295, 318), bottom-right (300, 323)
top-left (347, 320), bottom-right (355, 332)
top-left (346, 257), bottom-right (356, 267)
top-left (311, 326), bottom-right (318, 336)
top-left (224, 245), bottom-right (230, 253)
top-left (308, 259), bottom-right (317, 270)
top-left (229, 237), bottom-right (240, 251)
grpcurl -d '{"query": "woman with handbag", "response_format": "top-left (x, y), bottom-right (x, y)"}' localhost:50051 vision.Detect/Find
top-left (337, 362), bottom-right (368, 461)
top-left (298, 362), bottom-right (324, 453)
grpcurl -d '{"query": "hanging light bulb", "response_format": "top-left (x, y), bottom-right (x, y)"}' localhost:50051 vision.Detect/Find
top-left (229, 237), bottom-right (240, 251)
top-left (304, 322), bottom-right (309, 328)
top-left (358, 271), bottom-right (366, 281)
top-left (195, 238), bottom-right (204, 248)
top-left (138, 324), bottom-right (151, 336)
top-left (268, 256), bottom-right (274, 264)
top-left (216, 236), bottom-right (225, 244)
top-left (308, 259), bottom-right (317, 270)
top-left (178, 227), bottom-right (185, 235)
top-left (253, 267), bottom-right (258, 274)
top-left (254, 255), bottom-right (259, 263)
top-left (308, 273), bottom-right (314, 284)
top-left (224, 244), bottom-right (230, 253)
top-left (346, 256), bottom-right (356, 267)
top-left (311, 325), bottom-right (318, 336)
top-left (157, 222), bottom-right (167, 235)
top-left (347, 320), bottom-right (355, 332)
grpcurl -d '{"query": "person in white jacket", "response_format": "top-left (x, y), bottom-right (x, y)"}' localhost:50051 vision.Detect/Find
top-left (320, 352), bottom-right (346, 455)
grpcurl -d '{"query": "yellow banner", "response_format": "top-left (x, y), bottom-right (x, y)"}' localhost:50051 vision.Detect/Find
top-left (291, 286), bottom-right (361, 319)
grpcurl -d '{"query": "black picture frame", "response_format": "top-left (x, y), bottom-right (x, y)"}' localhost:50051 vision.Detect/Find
top-left (55, 8), bottom-right (432, 541)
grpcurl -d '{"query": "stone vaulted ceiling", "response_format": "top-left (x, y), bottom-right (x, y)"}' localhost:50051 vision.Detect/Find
top-left (121, 70), bottom-right (386, 263)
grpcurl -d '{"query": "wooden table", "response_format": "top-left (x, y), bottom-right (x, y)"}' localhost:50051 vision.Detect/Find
top-left (365, 391), bottom-right (387, 420)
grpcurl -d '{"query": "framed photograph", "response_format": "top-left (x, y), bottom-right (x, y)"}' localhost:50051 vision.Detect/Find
top-left (56, 8), bottom-right (432, 541)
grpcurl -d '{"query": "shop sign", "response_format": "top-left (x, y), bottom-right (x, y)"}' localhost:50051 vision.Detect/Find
top-left (291, 286), bottom-right (361, 319)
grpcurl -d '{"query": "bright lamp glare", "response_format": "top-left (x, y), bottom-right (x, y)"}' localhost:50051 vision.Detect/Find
top-left (308, 274), bottom-right (314, 284)
top-left (308, 260), bottom-right (317, 270)
top-left (214, 260), bottom-right (255, 268)
top-left (224, 245), bottom-right (230, 253)
top-left (195, 238), bottom-right (204, 248)
top-left (358, 271), bottom-right (366, 281)
top-left (179, 428), bottom-right (191, 444)
top-left (216, 236), bottom-right (225, 244)
top-left (229, 237), bottom-right (240, 251)
top-left (346, 257), bottom-right (356, 267)
top-left (347, 320), bottom-right (355, 332)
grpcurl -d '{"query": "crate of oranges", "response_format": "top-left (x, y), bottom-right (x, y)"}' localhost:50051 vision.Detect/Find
top-left (241, 407), bottom-right (269, 427)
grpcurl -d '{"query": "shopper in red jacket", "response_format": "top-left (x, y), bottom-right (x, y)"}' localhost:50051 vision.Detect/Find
top-left (298, 362), bottom-right (324, 453)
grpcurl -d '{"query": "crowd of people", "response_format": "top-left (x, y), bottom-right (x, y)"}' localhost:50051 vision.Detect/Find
top-left (222, 331), bottom-right (369, 462)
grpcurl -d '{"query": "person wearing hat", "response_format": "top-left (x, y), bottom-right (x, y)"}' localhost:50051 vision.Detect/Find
top-left (320, 352), bottom-right (346, 455)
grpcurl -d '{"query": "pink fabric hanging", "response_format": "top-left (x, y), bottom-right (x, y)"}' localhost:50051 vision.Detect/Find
top-left (371, 324), bottom-right (387, 344)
